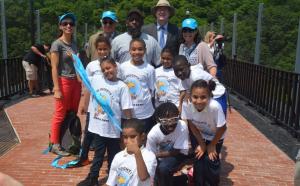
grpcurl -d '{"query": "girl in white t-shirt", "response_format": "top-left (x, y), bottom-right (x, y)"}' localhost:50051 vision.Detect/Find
top-left (78, 35), bottom-right (112, 166)
top-left (155, 47), bottom-right (181, 107)
top-left (77, 57), bottom-right (133, 186)
top-left (181, 79), bottom-right (227, 186)
top-left (106, 118), bottom-right (157, 186)
top-left (146, 102), bottom-right (189, 186)
top-left (119, 38), bottom-right (156, 133)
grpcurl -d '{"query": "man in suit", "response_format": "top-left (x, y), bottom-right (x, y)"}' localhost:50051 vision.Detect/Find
top-left (86, 10), bottom-right (119, 61)
top-left (142, 0), bottom-right (180, 54)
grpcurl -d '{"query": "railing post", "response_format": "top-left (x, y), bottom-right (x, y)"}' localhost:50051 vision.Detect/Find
top-left (295, 18), bottom-right (300, 73)
top-left (220, 18), bottom-right (224, 35)
top-left (254, 3), bottom-right (263, 65)
top-left (232, 13), bottom-right (237, 59)
top-left (36, 9), bottom-right (41, 44)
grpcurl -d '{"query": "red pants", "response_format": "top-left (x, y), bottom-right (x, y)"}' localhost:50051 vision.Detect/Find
top-left (50, 77), bottom-right (81, 144)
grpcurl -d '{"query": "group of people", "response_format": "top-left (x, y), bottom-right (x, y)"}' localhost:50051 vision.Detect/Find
top-left (37, 0), bottom-right (228, 185)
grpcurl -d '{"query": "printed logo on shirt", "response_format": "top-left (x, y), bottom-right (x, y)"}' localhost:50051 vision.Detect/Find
top-left (192, 120), bottom-right (215, 137)
top-left (93, 88), bottom-right (113, 120)
top-left (156, 76), bottom-right (169, 101)
top-left (116, 166), bottom-right (133, 186)
top-left (124, 75), bottom-right (141, 100)
top-left (158, 140), bottom-right (174, 152)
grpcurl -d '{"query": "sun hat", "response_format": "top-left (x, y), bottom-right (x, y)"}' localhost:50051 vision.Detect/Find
top-left (58, 13), bottom-right (76, 24)
top-left (182, 18), bottom-right (198, 30)
top-left (101, 11), bottom-right (118, 22)
top-left (152, 0), bottom-right (175, 17)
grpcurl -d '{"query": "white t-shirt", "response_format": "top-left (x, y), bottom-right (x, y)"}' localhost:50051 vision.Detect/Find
top-left (106, 147), bottom-right (157, 186)
top-left (179, 64), bottom-right (226, 98)
top-left (86, 59), bottom-right (102, 77)
top-left (119, 60), bottom-right (155, 119)
top-left (88, 75), bottom-right (133, 138)
top-left (181, 99), bottom-right (226, 141)
top-left (155, 66), bottom-right (181, 107)
top-left (146, 120), bottom-right (189, 155)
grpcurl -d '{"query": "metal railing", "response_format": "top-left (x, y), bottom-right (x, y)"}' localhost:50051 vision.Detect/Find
top-left (223, 59), bottom-right (300, 138)
top-left (0, 57), bottom-right (27, 99)
top-left (0, 57), bottom-right (49, 99)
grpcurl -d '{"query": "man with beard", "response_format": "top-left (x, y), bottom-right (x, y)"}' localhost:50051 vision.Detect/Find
top-left (142, 0), bottom-right (180, 54)
top-left (111, 8), bottom-right (161, 67)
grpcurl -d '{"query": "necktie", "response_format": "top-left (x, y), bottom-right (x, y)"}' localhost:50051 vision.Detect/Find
top-left (159, 26), bottom-right (165, 49)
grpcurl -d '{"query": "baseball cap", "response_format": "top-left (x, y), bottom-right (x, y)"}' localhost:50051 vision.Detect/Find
top-left (101, 11), bottom-right (118, 22)
top-left (59, 13), bottom-right (76, 24)
top-left (182, 18), bottom-right (198, 30)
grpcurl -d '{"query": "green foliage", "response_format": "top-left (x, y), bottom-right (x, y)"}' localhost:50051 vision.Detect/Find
top-left (0, 0), bottom-right (299, 71)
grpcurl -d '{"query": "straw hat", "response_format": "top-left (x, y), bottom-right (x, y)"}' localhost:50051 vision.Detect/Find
top-left (152, 0), bottom-right (175, 17)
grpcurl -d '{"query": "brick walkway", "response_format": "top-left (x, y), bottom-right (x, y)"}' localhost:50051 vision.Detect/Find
top-left (0, 95), bottom-right (295, 186)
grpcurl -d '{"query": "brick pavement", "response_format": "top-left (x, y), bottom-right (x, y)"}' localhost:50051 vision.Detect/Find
top-left (0, 95), bottom-right (295, 186)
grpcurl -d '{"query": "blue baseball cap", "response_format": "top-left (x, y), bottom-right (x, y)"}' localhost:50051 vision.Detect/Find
top-left (101, 11), bottom-right (118, 22)
top-left (59, 13), bottom-right (76, 24)
top-left (182, 18), bottom-right (198, 29)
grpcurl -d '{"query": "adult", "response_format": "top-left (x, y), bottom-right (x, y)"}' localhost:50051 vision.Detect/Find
top-left (142, 0), bottom-right (180, 54)
top-left (22, 43), bottom-right (50, 97)
top-left (204, 31), bottom-right (216, 54)
top-left (111, 8), bottom-right (161, 67)
top-left (86, 10), bottom-right (118, 61)
top-left (197, 30), bottom-right (217, 77)
top-left (50, 13), bottom-right (81, 156)
top-left (178, 18), bottom-right (201, 67)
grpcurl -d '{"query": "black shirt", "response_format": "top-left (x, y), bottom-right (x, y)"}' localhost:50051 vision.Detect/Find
top-left (23, 44), bottom-right (45, 66)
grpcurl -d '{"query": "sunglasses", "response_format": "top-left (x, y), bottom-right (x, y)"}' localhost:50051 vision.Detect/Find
top-left (182, 28), bottom-right (196, 33)
top-left (159, 116), bottom-right (179, 127)
top-left (61, 21), bottom-right (75, 27)
top-left (102, 20), bottom-right (114, 25)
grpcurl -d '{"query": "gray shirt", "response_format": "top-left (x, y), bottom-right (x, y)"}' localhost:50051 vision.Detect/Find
top-left (51, 39), bottom-right (78, 78)
top-left (111, 32), bottom-right (161, 67)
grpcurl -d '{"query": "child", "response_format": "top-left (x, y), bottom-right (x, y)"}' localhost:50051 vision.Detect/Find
top-left (77, 57), bottom-right (133, 186)
top-left (172, 55), bottom-right (227, 116)
top-left (146, 102), bottom-right (189, 186)
top-left (119, 38), bottom-right (156, 133)
top-left (155, 47), bottom-right (181, 107)
top-left (105, 118), bottom-right (157, 186)
top-left (181, 79), bottom-right (227, 186)
top-left (78, 34), bottom-right (112, 166)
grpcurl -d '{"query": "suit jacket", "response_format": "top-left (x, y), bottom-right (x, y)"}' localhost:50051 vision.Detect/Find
top-left (142, 22), bottom-right (180, 54)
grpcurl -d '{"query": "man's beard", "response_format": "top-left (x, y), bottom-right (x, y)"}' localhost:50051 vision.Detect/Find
top-left (128, 27), bottom-right (141, 39)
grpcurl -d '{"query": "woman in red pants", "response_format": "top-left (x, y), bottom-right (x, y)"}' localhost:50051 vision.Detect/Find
top-left (50, 13), bottom-right (81, 156)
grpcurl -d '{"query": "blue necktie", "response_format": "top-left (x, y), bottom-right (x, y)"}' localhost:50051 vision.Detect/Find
top-left (159, 26), bottom-right (165, 49)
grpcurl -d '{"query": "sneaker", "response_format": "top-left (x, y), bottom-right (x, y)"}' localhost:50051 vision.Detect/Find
top-left (50, 144), bottom-right (70, 157)
top-left (29, 93), bottom-right (40, 98)
top-left (77, 175), bottom-right (99, 186)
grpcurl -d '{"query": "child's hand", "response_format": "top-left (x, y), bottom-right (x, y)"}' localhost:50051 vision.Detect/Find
top-left (207, 144), bottom-right (218, 161)
top-left (126, 136), bottom-right (140, 155)
top-left (66, 50), bottom-right (73, 57)
top-left (195, 144), bottom-right (206, 159)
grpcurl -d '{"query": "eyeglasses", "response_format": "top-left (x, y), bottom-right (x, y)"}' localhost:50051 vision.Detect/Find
top-left (182, 28), bottom-right (196, 33)
top-left (102, 20), bottom-right (114, 25)
top-left (61, 21), bottom-right (75, 27)
top-left (159, 116), bottom-right (179, 127)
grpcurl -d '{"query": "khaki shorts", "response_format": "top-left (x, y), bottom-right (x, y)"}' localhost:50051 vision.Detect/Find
top-left (22, 61), bottom-right (38, 80)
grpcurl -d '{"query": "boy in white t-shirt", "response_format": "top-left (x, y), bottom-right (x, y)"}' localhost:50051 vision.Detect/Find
top-left (146, 102), bottom-right (189, 186)
top-left (172, 55), bottom-right (227, 116)
top-left (105, 118), bottom-right (157, 186)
